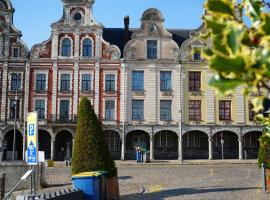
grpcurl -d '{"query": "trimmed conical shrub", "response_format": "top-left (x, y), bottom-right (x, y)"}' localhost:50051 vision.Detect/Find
top-left (72, 97), bottom-right (117, 177)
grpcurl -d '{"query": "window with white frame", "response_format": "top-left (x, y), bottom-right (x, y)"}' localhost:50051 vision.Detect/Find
top-left (82, 38), bottom-right (93, 57)
top-left (60, 74), bottom-right (70, 92)
top-left (132, 71), bottom-right (144, 91)
top-left (105, 131), bottom-right (121, 151)
top-left (105, 100), bottom-right (115, 120)
top-left (193, 47), bottom-right (201, 60)
top-left (13, 47), bottom-right (20, 58)
top-left (147, 40), bottom-right (157, 59)
top-left (160, 71), bottom-right (172, 91)
top-left (160, 100), bottom-right (172, 121)
top-left (59, 100), bottom-right (70, 120)
top-left (10, 73), bottom-right (21, 91)
top-left (105, 74), bottom-right (115, 92)
top-left (36, 74), bottom-right (46, 92)
top-left (35, 99), bottom-right (46, 119)
top-left (183, 131), bottom-right (201, 147)
top-left (61, 38), bottom-right (72, 57)
top-left (132, 100), bottom-right (144, 121)
top-left (81, 74), bottom-right (92, 91)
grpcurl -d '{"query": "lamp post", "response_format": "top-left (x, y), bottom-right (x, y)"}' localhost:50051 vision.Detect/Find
top-left (121, 58), bottom-right (127, 161)
top-left (221, 132), bottom-right (224, 160)
top-left (12, 73), bottom-right (20, 161)
top-left (178, 59), bottom-right (183, 162)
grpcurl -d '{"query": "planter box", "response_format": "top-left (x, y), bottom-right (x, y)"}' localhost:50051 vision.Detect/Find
top-left (266, 169), bottom-right (270, 191)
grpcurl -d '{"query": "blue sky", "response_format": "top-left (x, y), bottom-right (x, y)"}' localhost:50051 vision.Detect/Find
top-left (11, 0), bottom-right (205, 48)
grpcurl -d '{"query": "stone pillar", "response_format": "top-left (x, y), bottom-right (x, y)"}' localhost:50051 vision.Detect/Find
top-left (50, 138), bottom-right (55, 160)
top-left (208, 135), bottom-right (213, 160)
top-left (178, 132), bottom-right (183, 161)
top-left (121, 134), bottom-right (125, 161)
top-left (239, 135), bottom-right (243, 160)
top-left (51, 62), bottom-right (58, 117)
top-left (94, 62), bottom-right (100, 116)
top-left (150, 134), bottom-right (154, 160)
top-left (73, 62), bottom-right (79, 115)
top-left (1, 66), bottom-right (8, 121)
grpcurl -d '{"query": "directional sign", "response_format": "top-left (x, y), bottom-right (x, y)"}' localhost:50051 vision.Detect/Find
top-left (27, 112), bottom-right (38, 165)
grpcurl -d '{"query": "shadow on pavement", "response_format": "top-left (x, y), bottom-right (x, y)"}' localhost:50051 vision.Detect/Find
top-left (118, 176), bottom-right (133, 180)
top-left (121, 186), bottom-right (260, 200)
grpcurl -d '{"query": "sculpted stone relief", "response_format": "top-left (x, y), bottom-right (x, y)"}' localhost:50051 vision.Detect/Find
top-left (103, 44), bottom-right (121, 60)
top-left (31, 42), bottom-right (50, 59)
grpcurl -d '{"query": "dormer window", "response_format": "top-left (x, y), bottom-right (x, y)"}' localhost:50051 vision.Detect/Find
top-left (82, 38), bottom-right (92, 57)
top-left (13, 47), bottom-right (20, 58)
top-left (61, 38), bottom-right (71, 57)
top-left (193, 48), bottom-right (201, 61)
top-left (147, 40), bottom-right (157, 59)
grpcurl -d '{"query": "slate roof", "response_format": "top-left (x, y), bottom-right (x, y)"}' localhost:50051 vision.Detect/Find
top-left (102, 28), bottom-right (193, 57)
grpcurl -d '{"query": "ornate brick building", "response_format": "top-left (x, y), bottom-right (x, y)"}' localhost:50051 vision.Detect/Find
top-left (0, 0), bottom-right (263, 162)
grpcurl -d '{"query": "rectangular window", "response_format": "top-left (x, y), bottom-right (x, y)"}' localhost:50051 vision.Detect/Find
top-left (35, 100), bottom-right (45, 119)
top-left (249, 101), bottom-right (256, 121)
top-left (9, 99), bottom-right (20, 119)
top-left (60, 74), bottom-right (70, 91)
top-left (219, 100), bottom-right (231, 121)
top-left (36, 74), bottom-right (46, 92)
top-left (132, 71), bottom-right (144, 91)
top-left (132, 100), bottom-right (144, 121)
top-left (60, 100), bottom-right (70, 120)
top-left (147, 40), bottom-right (157, 59)
top-left (105, 100), bottom-right (115, 120)
top-left (81, 74), bottom-right (92, 91)
top-left (160, 100), bottom-right (172, 121)
top-left (160, 71), bottom-right (172, 91)
top-left (183, 132), bottom-right (200, 147)
top-left (105, 74), bottom-right (115, 92)
top-left (10, 74), bottom-right (21, 91)
top-left (189, 71), bottom-right (201, 92)
top-left (13, 48), bottom-right (20, 58)
top-left (193, 48), bottom-right (201, 60)
top-left (189, 100), bottom-right (201, 121)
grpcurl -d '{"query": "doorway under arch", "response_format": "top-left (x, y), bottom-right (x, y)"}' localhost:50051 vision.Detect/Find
top-left (54, 130), bottom-right (73, 161)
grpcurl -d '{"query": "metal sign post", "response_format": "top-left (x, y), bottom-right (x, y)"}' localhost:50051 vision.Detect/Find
top-left (27, 112), bottom-right (38, 196)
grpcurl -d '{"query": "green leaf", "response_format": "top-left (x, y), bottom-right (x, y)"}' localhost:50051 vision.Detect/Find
top-left (251, 96), bottom-right (265, 112)
top-left (213, 34), bottom-right (229, 55)
top-left (225, 23), bottom-right (245, 55)
top-left (209, 75), bottom-right (244, 92)
top-left (259, 13), bottom-right (270, 35)
top-left (203, 15), bottom-right (227, 35)
top-left (244, 0), bottom-right (262, 24)
top-left (210, 54), bottom-right (246, 73)
top-left (206, 0), bottom-right (234, 16)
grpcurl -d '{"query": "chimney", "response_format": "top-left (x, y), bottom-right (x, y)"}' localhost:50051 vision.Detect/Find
top-left (124, 15), bottom-right (130, 44)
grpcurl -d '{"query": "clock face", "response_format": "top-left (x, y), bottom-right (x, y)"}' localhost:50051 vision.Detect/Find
top-left (74, 12), bottom-right (82, 21)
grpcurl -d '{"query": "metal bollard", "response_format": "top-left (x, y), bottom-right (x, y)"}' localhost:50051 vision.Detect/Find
top-left (0, 173), bottom-right (6, 200)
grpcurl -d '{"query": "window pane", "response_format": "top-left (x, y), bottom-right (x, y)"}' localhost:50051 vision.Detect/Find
top-left (60, 100), bottom-right (70, 120)
top-left (147, 40), bottom-right (157, 59)
top-left (81, 74), bottom-right (91, 91)
top-left (132, 71), bottom-right (144, 91)
top-left (105, 74), bottom-right (115, 91)
top-left (36, 74), bottom-right (46, 91)
top-left (82, 38), bottom-right (92, 57)
top-left (61, 38), bottom-right (71, 57)
top-left (60, 74), bottom-right (70, 91)
top-left (189, 71), bottom-right (201, 92)
top-left (160, 71), bottom-right (172, 91)
top-left (219, 100), bottom-right (231, 120)
top-left (189, 100), bottom-right (201, 121)
top-left (105, 100), bottom-right (115, 120)
top-left (11, 74), bottom-right (21, 91)
top-left (132, 100), bottom-right (144, 120)
top-left (160, 100), bottom-right (172, 121)
top-left (35, 100), bottom-right (45, 119)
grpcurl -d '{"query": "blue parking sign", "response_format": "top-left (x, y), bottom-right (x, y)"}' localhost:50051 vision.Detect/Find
top-left (29, 124), bottom-right (34, 136)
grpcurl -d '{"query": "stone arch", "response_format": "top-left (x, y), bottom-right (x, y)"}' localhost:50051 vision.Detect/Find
top-left (153, 126), bottom-right (179, 137)
top-left (54, 129), bottom-right (73, 161)
top-left (212, 127), bottom-right (241, 137)
top-left (54, 127), bottom-right (75, 138)
top-left (38, 129), bottom-right (51, 160)
top-left (154, 130), bottom-right (178, 160)
top-left (243, 131), bottom-right (262, 159)
top-left (213, 131), bottom-right (239, 159)
top-left (183, 130), bottom-right (208, 159)
top-left (104, 127), bottom-right (122, 141)
top-left (242, 127), bottom-right (263, 136)
top-left (182, 127), bottom-right (211, 137)
top-left (104, 130), bottom-right (122, 160)
top-left (2, 129), bottom-right (23, 160)
top-left (125, 130), bottom-right (150, 160)
top-left (2, 127), bottom-right (23, 138)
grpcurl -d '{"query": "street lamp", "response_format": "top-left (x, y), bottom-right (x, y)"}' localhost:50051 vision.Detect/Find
top-left (121, 58), bottom-right (127, 161)
top-left (12, 73), bottom-right (20, 161)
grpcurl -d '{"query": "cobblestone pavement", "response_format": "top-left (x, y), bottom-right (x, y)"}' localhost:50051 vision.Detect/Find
top-left (42, 162), bottom-right (270, 200)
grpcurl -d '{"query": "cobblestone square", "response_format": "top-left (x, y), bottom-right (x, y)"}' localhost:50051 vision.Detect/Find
top-left (43, 162), bottom-right (270, 200)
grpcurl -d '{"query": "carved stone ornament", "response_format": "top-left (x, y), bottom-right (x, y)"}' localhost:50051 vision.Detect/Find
top-left (180, 45), bottom-right (191, 60)
top-left (125, 47), bottom-right (136, 59)
top-left (103, 44), bottom-right (121, 60)
top-left (31, 43), bottom-right (49, 59)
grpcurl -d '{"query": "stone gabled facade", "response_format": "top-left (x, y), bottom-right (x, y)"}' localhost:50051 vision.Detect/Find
top-left (0, 0), bottom-right (263, 162)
